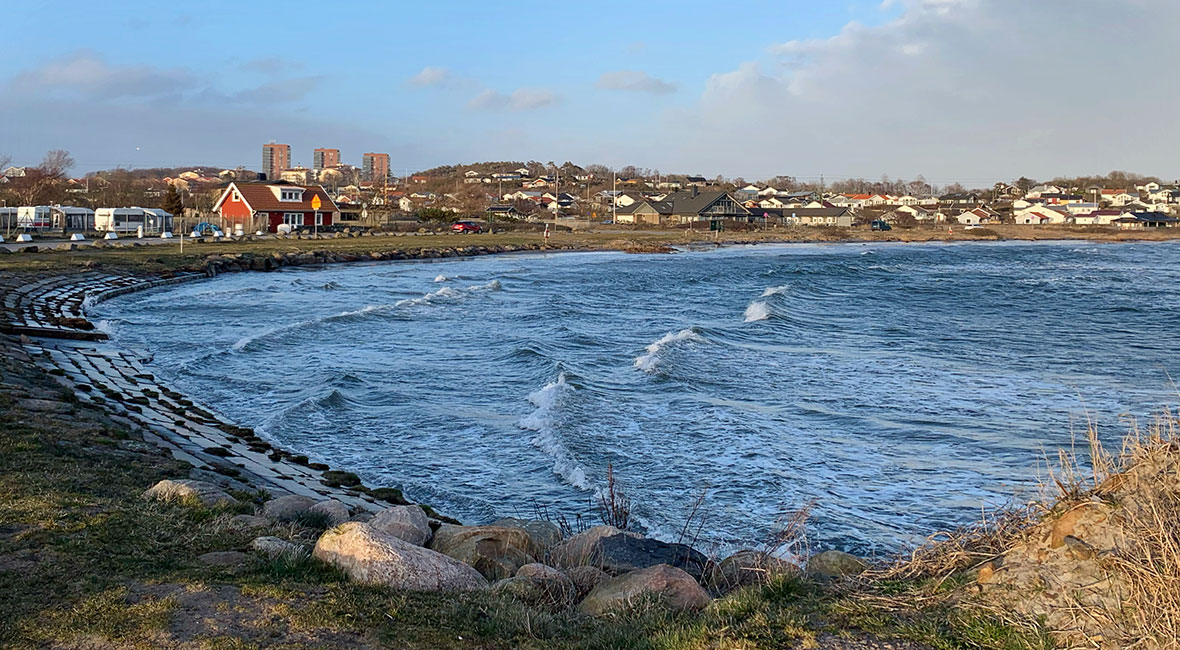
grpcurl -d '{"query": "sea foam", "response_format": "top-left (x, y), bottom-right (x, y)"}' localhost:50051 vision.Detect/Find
top-left (634, 328), bottom-right (703, 373)
top-left (761, 285), bottom-right (790, 297)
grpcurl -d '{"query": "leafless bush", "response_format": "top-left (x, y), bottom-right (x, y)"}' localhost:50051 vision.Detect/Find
top-left (595, 462), bottom-right (631, 530)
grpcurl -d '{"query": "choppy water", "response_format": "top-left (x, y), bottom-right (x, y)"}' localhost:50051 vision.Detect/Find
top-left (93, 241), bottom-right (1180, 555)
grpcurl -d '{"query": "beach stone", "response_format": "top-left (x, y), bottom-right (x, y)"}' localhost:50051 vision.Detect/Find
top-left (548, 525), bottom-right (633, 568)
top-left (578, 564), bottom-right (711, 616)
top-left (229, 514), bottom-right (270, 531)
top-left (198, 551), bottom-right (249, 567)
top-left (142, 479), bottom-right (233, 508)
top-left (250, 536), bottom-right (309, 559)
top-left (491, 517), bottom-right (563, 552)
top-left (262, 495), bottom-right (317, 522)
top-left (805, 550), bottom-right (868, 581)
top-left (428, 524), bottom-right (537, 581)
top-left (314, 522), bottom-right (487, 591)
top-left (593, 533), bottom-right (710, 579)
top-left (491, 563), bottom-right (577, 608)
top-left (16, 398), bottom-right (72, 413)
top-left (309, 499), bottom-right (351, 527)
top-left (369, 505), bottom-right (431, 546)
top-left (708, 550), bottom-right (793, 592)
top-left (566, 565), bottom-right (610, 599)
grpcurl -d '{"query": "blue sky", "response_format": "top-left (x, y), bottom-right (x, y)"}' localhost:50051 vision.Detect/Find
top-left (3, 1), bottom-right (1178, 182)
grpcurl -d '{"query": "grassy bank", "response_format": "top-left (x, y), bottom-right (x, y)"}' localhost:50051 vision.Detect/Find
top-left (3, 224), bottom-right (1179, 274)
top-left (0, 334), bottom-right (1054, 650)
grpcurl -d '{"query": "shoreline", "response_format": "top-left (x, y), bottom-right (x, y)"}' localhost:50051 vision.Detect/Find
top-left (5, 233), bottom-right (1179, 529)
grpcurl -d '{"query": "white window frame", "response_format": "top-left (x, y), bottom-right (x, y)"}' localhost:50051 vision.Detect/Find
top-left (280, 189), bottom-right (304, 202)
top-left (314, 212), bottom-right (323, 226)
top-left (283, 212), bottom-right (304, 226)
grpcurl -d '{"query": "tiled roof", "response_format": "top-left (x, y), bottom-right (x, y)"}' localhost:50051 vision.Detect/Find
top-left (223, 182), bottom-right (337, 212)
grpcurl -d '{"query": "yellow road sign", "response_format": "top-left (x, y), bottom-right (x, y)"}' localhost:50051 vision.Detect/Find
top-left (311, 194), bottom-right (322, 210)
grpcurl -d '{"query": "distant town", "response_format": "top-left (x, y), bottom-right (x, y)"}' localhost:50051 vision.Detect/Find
top-left (2, 143), bottom-right (1179, 237)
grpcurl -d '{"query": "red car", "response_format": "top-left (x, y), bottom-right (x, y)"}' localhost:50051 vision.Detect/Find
top-left (451, 221), bottom-right (483, 234)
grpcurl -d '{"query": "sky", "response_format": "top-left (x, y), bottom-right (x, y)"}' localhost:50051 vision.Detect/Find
top-left (2, 0), bottom-right (1178, 184)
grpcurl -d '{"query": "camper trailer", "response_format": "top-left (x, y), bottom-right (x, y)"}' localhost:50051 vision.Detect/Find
top-left (55, 206), bottom-right (96, 231)
top-left (0, 207), bottom-right (16, 231)
top-left (95, 207), bottom-right (171, 235)
top-left (16, 206), bottom-right (54, 230)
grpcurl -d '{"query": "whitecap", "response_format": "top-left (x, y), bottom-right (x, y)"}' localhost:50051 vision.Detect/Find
top-left (744, 300), bottom-right (771, 322)
top-left (634, 328), bottom-right (703, 373)
top-left (761, 285), bottom-right (789, 297)
top-left (518, 373), bottom-right (591, 490)
top-left (434, 274), bottom-right (448, 282)
top-left (395, 280), bottom-right (502, 308)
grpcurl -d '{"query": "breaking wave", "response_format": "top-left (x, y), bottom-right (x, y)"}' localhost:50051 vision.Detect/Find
top-left (744, 300), bottom-right (771, 322)
top-left (519, 373), bottom-right (589, 489)
top-left (634, 328), bottom-right (703, 373)
top-left (395, 280), bottom-right (502, 308)
top-left (761, 285), bottom-right (789, 297)
top-left (434, 274), bottom-right (448, 282)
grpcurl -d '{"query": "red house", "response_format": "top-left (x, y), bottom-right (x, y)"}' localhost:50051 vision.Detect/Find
top-left (213, 182), bottom-right (339, 234)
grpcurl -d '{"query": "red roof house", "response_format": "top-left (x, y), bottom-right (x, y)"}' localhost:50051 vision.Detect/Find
top-left (213, 182), bottom-right (339, 233)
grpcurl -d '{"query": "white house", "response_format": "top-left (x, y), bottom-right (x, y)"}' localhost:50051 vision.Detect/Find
top-left (1014, 205), bottom-right (1068, 224)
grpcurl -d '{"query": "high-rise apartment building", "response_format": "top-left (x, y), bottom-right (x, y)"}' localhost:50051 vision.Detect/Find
top-left (362, 153), bottom-right (390, 182)
top-left (313, 148), bottom-right (340, 170)
top-left (261, 142), bottom-right (291, 180)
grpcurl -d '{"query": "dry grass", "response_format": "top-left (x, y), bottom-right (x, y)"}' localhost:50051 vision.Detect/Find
top-left (596, 461), bottom-right (632, 531)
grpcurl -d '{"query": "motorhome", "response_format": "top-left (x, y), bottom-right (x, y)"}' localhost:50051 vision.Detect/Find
top-left (95, 207), bottom-right (173, 235)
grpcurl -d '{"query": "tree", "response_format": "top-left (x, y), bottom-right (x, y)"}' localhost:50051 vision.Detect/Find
top-left (417, 206), bottom-right (450, 222)
top-left (162, 183), bottom-right (184, 216)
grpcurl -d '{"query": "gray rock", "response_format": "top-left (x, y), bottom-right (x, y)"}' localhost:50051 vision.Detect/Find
top-left (579, 564), bottom-right (711, 616)
top-left (250, 536), bottom-right (309, 559)
top-left (708, 550), bottom-right (793, 592)
top-left (428, 524), bottom-right (537, 581)
top-left (16, 398), bottom-right (72, 413)
top-left (142, 479), bottom-right (233, 508)
top-left (491, 563), bottom-right (576, 609)
top-left (229, 514), bottom-right (271, 531)
top-left (262, 494), bottom-right (317, 522)
top-left (804, 550), bottom-right (869, 581)
top-left (369, 505), bottom-right (431, 546)
top-left (492, 518), bottom-right (563, 552)
top-left (314, 522), bottom-right (487, 591)
top-left (566, 565), bottom-right (610, 599)
top-left (310, 499), bottom-right (351, 527)
top-left (592, 534), bottom-right (710, 580)
top-left (198, 551), bottom-right (250, 566)
top-left (548, 525), bottom-right (632, 568)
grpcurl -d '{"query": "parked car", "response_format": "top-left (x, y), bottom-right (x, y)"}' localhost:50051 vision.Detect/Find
top-left (451, 221), bottom-right (483, 234)
top-left (870, 220), bottom-right (892, 231)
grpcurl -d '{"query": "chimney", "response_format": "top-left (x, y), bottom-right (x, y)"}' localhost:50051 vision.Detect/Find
top-left (692, 186), bottom-right (698, 198)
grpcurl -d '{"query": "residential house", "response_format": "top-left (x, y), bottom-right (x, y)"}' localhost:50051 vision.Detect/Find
top-left (955, 206), bottom-right (1002, 225)
top-left (1064, 202), bottom-right (1100, 215)
top-left (734, 185), bottom-right (761, 201)
top-left (660, 189), bottom-right (751, 224)
top-left (685, 176), bottom-right (708, 187)
top-left (1100, 189), bottom-right (1136, 206)
top-left (214, 181), bottom-right (339, 234)
top-left (1025, 184), bottom-right (1063, 198)
top-left (1069, 210), bottom-right (1122, 226)
top-left (785, 207), bottom-right (853, 227)
top-left (1135, 181), bottom-right (1161, 193)
top-left (1014, 205), bottom-right (1068, 224)
top-left (1041, 193), bottom-right (1084, 205)
top-left (1113, 211), bottom-right (1180, 229)
top-left (614, 200), bottom-right (670, 225)
top-left (758, 197), bottom-right (786, 209)
top-left (523, 178), bottom-right (550, 189)
top-left (940, 192), bottom-right (980, 205)
top-left (514, 167), bottom-right (532, 176)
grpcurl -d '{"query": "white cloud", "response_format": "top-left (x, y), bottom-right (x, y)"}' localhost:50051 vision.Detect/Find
top-left (665, 0), bottom-right (1180, 182)
top-left (407, 66), bottom-right (451, 87)
top-left (597, 70), bottom-right (676, 94)
top-left (468, 88), bottom-right (560, 111)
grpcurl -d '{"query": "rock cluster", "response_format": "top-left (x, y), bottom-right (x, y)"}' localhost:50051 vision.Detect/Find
top-left (198, 244), bottom-right (572, 277)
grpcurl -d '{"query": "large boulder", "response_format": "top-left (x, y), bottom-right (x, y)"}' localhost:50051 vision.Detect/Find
top-left (491, 518), bottom-right (563, 553)
top-left (262, 495), bottom-right (318, 522)
top-left (314, 522), bottom-right (487, 591)
top-left (142, 479), bottom-right (233, 508)
top-left (309, 499), bottom-right (351, 527)
top-left (593, 534), bottom-right (710, 580)
top-left (369, 505), bottom-right (432, 546)
top-left (548, 525), bottom-right (630, 568)
top-left (428, 525), bottom-right (537, 581)
top-left (708, 550), bottom-right (793, 592)
top-left (578, 564), bottom-right (711, 616)
top-left (566, 565), bottom-right (610, 600)
top-left (491, 563), bottom-right (576, 609)
top-left (804, 550), bottom-right (868, 581)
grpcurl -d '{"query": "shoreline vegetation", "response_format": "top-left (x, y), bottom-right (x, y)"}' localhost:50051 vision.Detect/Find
top-left (2, 229), bottom-right (1178, 648)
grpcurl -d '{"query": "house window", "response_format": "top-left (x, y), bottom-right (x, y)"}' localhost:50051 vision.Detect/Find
top-left (280, 189), bottom-right (303, 202)
top-left (283, 213), bottom-right (304, 226)
top-left (232, 191), bottom-right (241, 202)
top-left (314, 212), bottom-right (323, 226)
